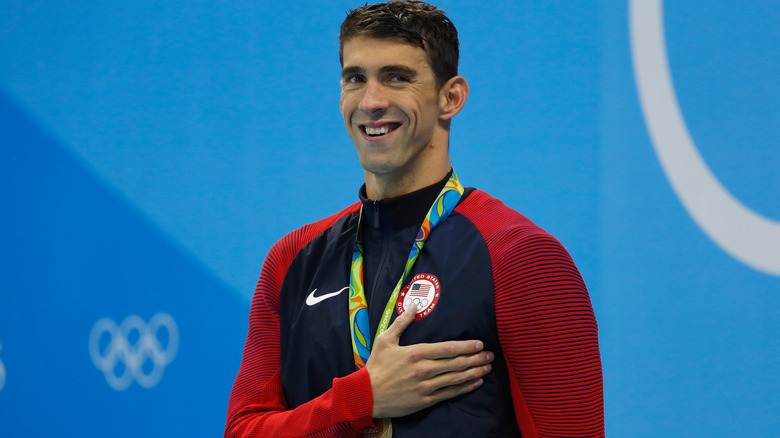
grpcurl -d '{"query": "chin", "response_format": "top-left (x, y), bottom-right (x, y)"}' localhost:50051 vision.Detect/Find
top-left (359, 161), bottom-right (395, 176)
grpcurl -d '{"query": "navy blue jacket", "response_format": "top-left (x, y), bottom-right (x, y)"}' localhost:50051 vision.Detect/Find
top-left (226, 175), bottom-right (604, 437)
top-left (279, 176), bottom-right (520, 437)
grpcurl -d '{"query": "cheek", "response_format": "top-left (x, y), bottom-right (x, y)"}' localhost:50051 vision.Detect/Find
top-left (339, 94), bottom-right (355, 120)
top-left (409, 100), bottom-right (439, 129)
top-left (409, 90), bottom-right (439, 118)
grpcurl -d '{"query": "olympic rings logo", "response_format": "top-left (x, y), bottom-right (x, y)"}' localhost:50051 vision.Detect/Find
top-left (403, 297), bottom-right (429, 309)
top-left (397, 275), bottom-right (441, 321)
top-left (89, 313), bottom-right (179, 391)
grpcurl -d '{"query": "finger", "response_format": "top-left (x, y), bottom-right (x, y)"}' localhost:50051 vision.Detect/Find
top-left (431, 351), bottom-right (495, 375)
top-left (380, 302), bottom-right (417, 341)
top-left (410, 350), bottom-right (494, 381)
top-left (413, 339), bottom-right (485, 360)
top-left (422, 377), bottom-right (485, 408)
top-left (427, 361), bottom-right (493, 390)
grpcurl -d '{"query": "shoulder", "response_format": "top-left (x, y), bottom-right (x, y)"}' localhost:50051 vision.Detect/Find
top-left (268, 202), bottom-right (361, 265)
top-left (259, 202), bottom-right (360, 294)
top-left (455, 189), bottom-right (557, 250)
top-left (455, 189), bottom-right (578, 281)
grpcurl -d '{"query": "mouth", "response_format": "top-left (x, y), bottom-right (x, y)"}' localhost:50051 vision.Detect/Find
top-left (360, 122), bottom-right (401, 139)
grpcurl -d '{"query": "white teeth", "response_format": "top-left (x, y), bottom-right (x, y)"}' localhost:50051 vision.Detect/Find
top-left (365, 126), bottom-right (390, 136)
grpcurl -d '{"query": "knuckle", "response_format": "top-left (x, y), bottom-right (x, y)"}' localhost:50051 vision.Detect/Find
top-left (419, 394), bottom-right (436, 408)
top-left (444, 343), bottom-right (457, 356)
top-left (455, 356), bottom-right (470, 370)
top-left (413, 363), bottom-right (435, 380)
top-left (406, 347), bottom-right (424, 362)
top-left (417, 380), bottom-right (434, 394)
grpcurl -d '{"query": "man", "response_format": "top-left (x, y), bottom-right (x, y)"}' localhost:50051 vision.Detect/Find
top-left (225, 2), bottom-right (603, 437)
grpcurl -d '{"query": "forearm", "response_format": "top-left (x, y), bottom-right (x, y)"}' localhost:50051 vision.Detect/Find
top-left (225, 367), bottom-right (375, 438)
top-left (224, 284), bottom-right (375, 437)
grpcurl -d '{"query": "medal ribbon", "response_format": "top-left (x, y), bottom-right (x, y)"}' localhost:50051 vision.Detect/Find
top-left (348, 171), bottom-right (465, 369)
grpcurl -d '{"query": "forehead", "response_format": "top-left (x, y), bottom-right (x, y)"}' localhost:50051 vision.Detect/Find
top-left (341, 36), bottom-right (432, 72)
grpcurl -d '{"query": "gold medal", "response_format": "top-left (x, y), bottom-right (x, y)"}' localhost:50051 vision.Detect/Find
top-left (360, 418), bottom-right (392, 438)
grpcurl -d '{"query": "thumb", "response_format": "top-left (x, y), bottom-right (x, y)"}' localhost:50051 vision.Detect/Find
top-left (380, 303), bottom-right (417, 342)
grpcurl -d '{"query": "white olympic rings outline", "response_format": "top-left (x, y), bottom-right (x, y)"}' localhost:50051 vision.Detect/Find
top-left (629, 0), bottom-right (780, 276)
top-left (404, 297), bottom-right (429, 309)
top-left (89, 313), bottom-right (179, 391)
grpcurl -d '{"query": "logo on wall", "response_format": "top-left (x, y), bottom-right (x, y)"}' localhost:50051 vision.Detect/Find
top-left (89, 313), bottom-right (179, 391)
top-left (630, 0), bottom-right (780, 276)
top-left (397, 273), bottom-right (441, 320)
top-left (0, 343), bottom-right (5, 392)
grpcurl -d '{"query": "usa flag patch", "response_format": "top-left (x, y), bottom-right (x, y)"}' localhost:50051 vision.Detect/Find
top-left (397, 273), bottom-right (441, 321)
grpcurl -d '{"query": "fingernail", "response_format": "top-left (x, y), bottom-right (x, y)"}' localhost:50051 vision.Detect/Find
top-left (475, 340), bottom-right (484, 351)
top-left (486, 352), bottom-right (494, 362)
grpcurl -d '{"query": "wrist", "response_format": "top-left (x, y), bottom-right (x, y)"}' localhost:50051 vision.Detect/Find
top-left (331, 367), bottom-right (375, 425)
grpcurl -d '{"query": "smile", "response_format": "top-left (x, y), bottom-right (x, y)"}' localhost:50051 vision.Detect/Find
top-left (361, 122), bottom-right (401, 138)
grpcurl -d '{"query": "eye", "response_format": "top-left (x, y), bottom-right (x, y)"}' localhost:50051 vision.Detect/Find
top-left (343, 75), bottom-right (365, 84)
top-left (341, 74), bottom-right (365, 91)
top-left (389, 75), bottom-right (410, 83)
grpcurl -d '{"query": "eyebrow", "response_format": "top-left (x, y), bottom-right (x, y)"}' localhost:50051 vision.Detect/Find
top-left (341, 65), bottom-right (418, 79)
top-left (381, 65), bottom-right (417, 79)
top-left (341, 66), bottom-right (363, 79)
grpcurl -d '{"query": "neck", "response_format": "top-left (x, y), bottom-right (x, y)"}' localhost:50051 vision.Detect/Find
top-left (364, 159), bottom-right (451, 200)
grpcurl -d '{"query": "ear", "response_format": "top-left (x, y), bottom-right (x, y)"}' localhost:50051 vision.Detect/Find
top-left (438, 75), bottom-right (469, 121)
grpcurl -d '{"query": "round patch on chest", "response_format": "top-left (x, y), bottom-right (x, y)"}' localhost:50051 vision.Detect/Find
top-left (396, 273), bottom-right (441, 320)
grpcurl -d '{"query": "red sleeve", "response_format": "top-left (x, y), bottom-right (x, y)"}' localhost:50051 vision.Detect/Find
top-left (458, 191), bottom-right (604, 438)
top-left (224, 203), bottom-right (376, 438)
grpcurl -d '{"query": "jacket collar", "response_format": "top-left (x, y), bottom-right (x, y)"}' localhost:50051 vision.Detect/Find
top-left (359, 171), bottom-right (452, 230)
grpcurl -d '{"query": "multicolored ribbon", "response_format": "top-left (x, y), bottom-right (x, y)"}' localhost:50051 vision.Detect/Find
top-left (348, 171), bottom-right (465, 369)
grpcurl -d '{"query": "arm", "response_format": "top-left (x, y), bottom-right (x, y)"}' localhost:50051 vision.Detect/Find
top-left (495, 232), bottom-right (604, 437)
top-left (224, 254), bottom-right (376, 438)
top-left (225, 206), bottom-right (377, 438)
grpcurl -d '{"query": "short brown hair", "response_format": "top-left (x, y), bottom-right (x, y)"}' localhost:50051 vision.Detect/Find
top-left (339, 1), bottom-right (459, 88)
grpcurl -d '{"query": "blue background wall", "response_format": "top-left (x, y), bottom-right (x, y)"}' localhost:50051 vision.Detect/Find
top-left (1, 1), bottom-right (778, 436)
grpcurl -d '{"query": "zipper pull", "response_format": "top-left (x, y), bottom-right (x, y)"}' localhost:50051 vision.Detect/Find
top-left (373, 201), bottom-right (380, 230)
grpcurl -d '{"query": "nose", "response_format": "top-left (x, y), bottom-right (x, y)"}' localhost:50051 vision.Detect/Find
top-left (358, 80), bottom-right (388, 115)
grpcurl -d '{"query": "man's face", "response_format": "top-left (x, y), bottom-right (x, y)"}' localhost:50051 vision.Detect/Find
top-left (340, 36), bottom-right (443, 181)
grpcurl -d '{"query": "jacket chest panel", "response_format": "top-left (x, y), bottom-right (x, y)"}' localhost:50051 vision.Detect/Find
top-left (379, 217), bottom-right (498, 349)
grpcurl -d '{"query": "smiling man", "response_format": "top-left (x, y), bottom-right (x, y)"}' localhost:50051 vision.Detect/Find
top-left (339, 35), bottom-right (464, 200)
top-left (225, 2), bottom-right (603, 437)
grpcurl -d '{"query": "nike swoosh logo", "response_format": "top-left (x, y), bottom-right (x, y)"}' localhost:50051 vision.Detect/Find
top-left (305, 286), bottom-right (349, 306)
